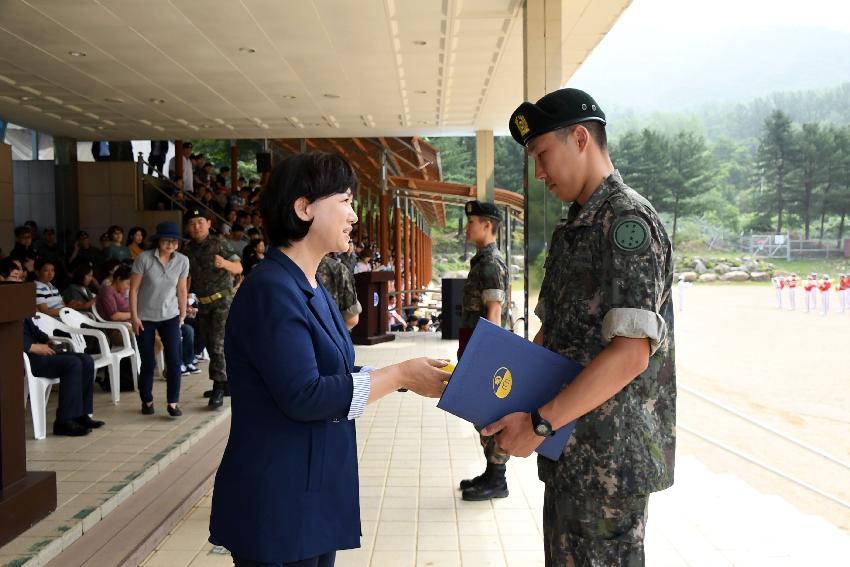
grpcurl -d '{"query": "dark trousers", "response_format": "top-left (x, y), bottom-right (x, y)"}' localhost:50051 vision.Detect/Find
top-left (181, 322), bottom-right (195, 366)
top-left (137, 316), bottom-right (182, 404)
top-left (148, 154), bottom-right (165, 175)
top-left (28, 353), bottom-right (95, 421)
top-left (196, 299), bottom-right (229, 384)
top-left (232, 551), bottom-right (335, 567)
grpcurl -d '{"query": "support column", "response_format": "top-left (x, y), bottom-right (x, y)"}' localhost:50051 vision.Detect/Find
top-left (410, 211), bottom-right (418, 295)
top-left (523, 0), bottom-right (564, 338)
top-left (175, 139), bottom-right (183, 181)
top-left (379, 192), bottom-right (391, 266)
top-left (475, 129), bottom-right (495, 203)
top-left (404, 201), bottom-right (412, 305)
top-left (393, 193), bottom-right (402, 301)
top-left (230, 140), bottom-right (238, 191)
top-left (53, 137), bottom-right (79, 256)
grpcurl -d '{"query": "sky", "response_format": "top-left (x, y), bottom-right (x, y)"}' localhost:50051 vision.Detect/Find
top-left (566, 0), bottom-right (850, 113)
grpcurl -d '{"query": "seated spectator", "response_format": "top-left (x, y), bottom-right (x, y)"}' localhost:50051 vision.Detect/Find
top-left (22, 314), bottom-right (103, 436)
top-left (97, 258), bottom-right (122, 288)
top-left (104, 225), bottom-right (132, 262)
top-left (235, 209), bottom-right (251, 229)
top-left (354, 247), bottom-right (373, 274)
top-left (216, 166), bottom-right (230, 187)
top-left (246, 227), bottom-right (262, 241)
top-left (35, 227), bottom-right (67, 289)
top-left (63, 263), bottom-right (97, 312)
top-left (241, 239), bottom-right (266, 277)
top-left (96, 265), bottom-right (132, 322)
top-left (0, 257), bottom-right (26, 282)
top-left (99, 232), bottom-right (111, 253)
top-left (10, 225), bottom-right (38, 277)
top-left (250, 210), bottom-right (263, 231)
top-left (34, 259), bottom-right (65, 317)
top-left (127, 226), bottom-right (147, 259)
top-left (68, 230), bottom-right (102, 271)
top-left (227, 224), bottom-right (248, 257)
top-left (220, 209), bottom-right (238, 236)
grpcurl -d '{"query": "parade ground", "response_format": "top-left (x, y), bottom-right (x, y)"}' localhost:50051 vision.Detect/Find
top-left (4, 285), bottom-right (849, 567)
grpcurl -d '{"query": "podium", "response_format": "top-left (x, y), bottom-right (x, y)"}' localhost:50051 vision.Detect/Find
top-left (351, 271), bottom-right (396, 345)
top-left (0, 283), bottom-right (57, 547)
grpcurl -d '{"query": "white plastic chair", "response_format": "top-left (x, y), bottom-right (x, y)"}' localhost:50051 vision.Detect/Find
top-left (33, 313), bottom-right (120, 403)
top-left (22, 353), bottom-right (60, 440)
top-left (91, 303), bottom-right (142, 375)
top-left (60, 307), bottom-right (138, 404)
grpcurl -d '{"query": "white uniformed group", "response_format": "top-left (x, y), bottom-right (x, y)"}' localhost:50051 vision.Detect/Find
top-left (772, 273), bottom-right (850, 315)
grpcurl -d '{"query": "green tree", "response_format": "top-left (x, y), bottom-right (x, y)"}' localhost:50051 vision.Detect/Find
top-left (667, 131), bottom-right (714, 241)
top-left (796, 123), bottom-right (827, 239)
top-left (757, 110), bottom-right (797, 232)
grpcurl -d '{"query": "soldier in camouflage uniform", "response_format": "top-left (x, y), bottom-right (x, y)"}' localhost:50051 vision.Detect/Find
top-left (456, 200), bottom-right (511, 502)
top-left (183, 209), bottom-right (243, 409)
top-left (480, 88), bottom-right (676, 566)
top-left (317, 253), bottom-right (362, 330)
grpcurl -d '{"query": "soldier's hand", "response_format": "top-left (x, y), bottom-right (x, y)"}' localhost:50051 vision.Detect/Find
top-left (481, 412), bottom-right (544, 458)
top-left (401, 357), bottom-right (449, 398)
top-left (213, 254), bottom-right (225, 268)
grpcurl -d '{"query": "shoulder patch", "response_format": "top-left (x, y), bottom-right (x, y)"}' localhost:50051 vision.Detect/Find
top-left (611, 216), bottom-right (650, 254)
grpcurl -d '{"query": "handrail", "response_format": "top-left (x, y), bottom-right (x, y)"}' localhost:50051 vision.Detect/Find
top-left (136, 153), bottom-right (232, 229)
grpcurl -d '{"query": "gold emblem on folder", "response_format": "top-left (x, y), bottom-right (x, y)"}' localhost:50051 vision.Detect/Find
top-left (492, 367), bottom-right (512, 399)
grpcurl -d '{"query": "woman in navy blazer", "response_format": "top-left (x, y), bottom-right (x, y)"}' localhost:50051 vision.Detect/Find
top-left (209, 152), bottom-right (447, 567)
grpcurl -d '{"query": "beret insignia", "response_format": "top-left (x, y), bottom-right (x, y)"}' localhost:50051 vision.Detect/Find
top-left (514, 114), bottom-right (530, 137)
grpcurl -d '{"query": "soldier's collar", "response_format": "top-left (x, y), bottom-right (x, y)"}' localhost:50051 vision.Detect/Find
top-left (568, 170), bottom-right (624, 226)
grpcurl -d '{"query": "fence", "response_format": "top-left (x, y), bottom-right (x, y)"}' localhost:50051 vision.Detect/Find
top-left (741, 234), bottom-right (847, 259)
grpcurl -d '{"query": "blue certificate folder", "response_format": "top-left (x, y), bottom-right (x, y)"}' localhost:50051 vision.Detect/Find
top-left (437, 318), bottom-right (583, 461)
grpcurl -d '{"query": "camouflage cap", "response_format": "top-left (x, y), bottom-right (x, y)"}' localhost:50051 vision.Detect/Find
top-left (509, 88), bottom-right (606, 146)
top-left (464, 200), bottom-right (501, 222)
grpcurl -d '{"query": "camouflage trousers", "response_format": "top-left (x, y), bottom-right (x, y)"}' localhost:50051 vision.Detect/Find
top-left (477, 430), bottom-right (510, 465)
top-left (196, 297), bottom-right (231, 384)
top-left (543, 487), bottom-right (648, 567)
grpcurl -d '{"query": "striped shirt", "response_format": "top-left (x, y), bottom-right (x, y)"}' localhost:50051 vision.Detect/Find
top-left (35, 281), bottom-right (63, 309)
top-left (347, 369), bottom-right (372, 420)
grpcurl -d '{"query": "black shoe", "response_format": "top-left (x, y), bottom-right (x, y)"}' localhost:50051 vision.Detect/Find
top-left (53, 419), bottom-right (90, 437)
top-left (461, 464), bottom-right (508, 501)
top-left (75, 415), bottom-right (105, 429)
top-left (459, 471), bottom-right (486, 491)
top-left (141, 402), bottom-right (155, 415)
top-left (203, 383), bottom-right (230, 398)
top-left (167, 405), bottom-right (183, 417)
top-left (208, 389), bottom-right (224, 409)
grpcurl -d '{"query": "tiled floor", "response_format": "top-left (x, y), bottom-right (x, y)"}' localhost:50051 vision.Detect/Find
top-left (140, 333), bottom-right (850, 567)
top-left (0, 360), bottom-right (230, 567)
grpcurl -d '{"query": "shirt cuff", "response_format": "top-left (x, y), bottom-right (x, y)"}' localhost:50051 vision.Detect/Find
top-left (601, 307), bottom-right (667, 355)
top-left (347, 371), bottom-right (372, 420)
top-left (482, 289), bottom-right (506, 303)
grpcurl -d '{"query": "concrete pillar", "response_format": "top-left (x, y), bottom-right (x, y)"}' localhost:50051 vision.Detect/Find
top-left (53, 137), bottom-right (79, 256)
top-left (475, 129), bottom-right (495, 203)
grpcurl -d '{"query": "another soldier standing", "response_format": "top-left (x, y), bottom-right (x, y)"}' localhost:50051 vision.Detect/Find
top-left (483, 88), bottom-right (676, 566)
top-left (457, 200), bottom-right (510, 501)
top-left (317, 253), bottom-right (362, 330)
top-left (183, 209), bottom-right (242, 409)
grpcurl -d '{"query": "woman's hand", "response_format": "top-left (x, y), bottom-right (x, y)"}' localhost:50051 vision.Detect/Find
top-left (399, 358), bottom-right (449, 398)
top-left (131, 317), bottom-right (144, 335)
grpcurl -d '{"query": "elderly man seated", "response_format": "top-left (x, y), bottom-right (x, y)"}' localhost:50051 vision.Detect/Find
top-left (22, 306), bottom-right (104, 436)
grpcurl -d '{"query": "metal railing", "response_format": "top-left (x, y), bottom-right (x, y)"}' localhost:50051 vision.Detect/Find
top-left (136, 153), bottom-right (232, 231)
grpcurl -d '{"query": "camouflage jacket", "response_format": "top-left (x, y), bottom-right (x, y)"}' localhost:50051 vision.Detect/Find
top-left (317, 254), bottom-right (362, 318)
top-left (535, 170), bottom-right (676, 497)
top-left (183, 234), bottom-right (240, 298)
top-left (461, 242), bottom-right (509, 328)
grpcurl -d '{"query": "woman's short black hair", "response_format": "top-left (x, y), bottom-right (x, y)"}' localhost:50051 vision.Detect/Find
top-left (259, 151), bottom-right (358, 248)
top-left (70, 262), bottom-right (94, 286)
top-left (126, 226), bottom-right (146, 246)
top-left (112, 265), bottom-right (133, 282)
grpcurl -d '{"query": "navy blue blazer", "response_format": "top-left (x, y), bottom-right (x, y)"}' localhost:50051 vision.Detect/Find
top-left (209, 247), bottom-right (361, 563)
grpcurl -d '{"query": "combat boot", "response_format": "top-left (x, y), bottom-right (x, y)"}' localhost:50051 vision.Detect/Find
top-left (458, 469), bottom-right (486, 490)
top-left (461, 463), bottom-right (508, 501)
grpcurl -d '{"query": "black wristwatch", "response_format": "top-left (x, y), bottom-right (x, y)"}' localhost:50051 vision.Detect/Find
top-left (531, 409), bottom-right (555, 437)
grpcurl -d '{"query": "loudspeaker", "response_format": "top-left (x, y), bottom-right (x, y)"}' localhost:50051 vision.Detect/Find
top-left (441, 278), bottom-right (467, 340)
top-left (256, 152), bottom-right (271, 173)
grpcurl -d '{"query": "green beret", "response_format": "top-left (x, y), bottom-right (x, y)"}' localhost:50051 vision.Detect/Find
top-left (464, 200), bottom-right (501, 222)
top-left (509, 88), bottom-right (606, 146)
